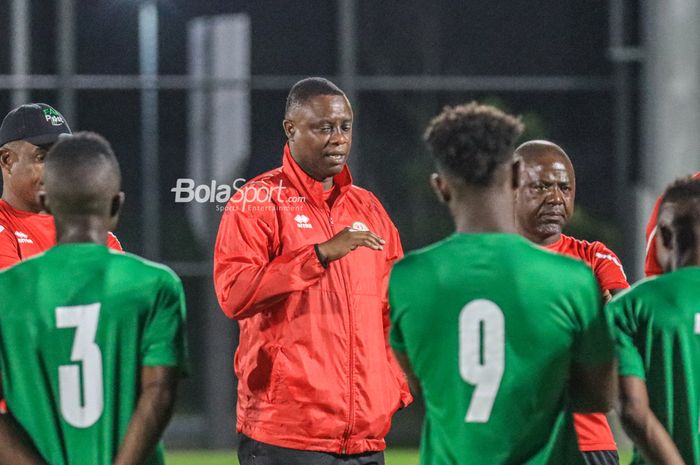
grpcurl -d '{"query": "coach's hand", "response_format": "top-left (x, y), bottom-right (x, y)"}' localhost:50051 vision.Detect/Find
top-left (316, 227), bottom-right (385, 263)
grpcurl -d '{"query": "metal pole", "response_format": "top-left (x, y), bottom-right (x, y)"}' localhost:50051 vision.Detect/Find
top-left (641, 0), bottom-right (700, 275)
top-left (338, 0), bottom-right (357, 104)
top-left (139, 0), bottom-right (160, 259)
top-left (57, 0), bottom-right (77, 125)
top-left (10, 0), bottom-right (30, 107)
top-left (609, 0), bottom-right (637, 279)
top-left (337, 0), bottom-right (360, 176)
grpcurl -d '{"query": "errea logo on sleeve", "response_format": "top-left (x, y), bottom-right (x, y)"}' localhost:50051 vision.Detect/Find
top-left (14, 231), bottom-right (33, 244)
top-left (294, 215), bottom-right (312, 229)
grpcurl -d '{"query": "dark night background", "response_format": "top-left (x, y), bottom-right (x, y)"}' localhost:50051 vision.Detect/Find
top-left (0, 0), bottom-right (641, 448)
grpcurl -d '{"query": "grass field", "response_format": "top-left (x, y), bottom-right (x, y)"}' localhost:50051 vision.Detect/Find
top-left (167, 449), bottom-right (633, 464)
top-left (167, 449), bottom-right (420, 465)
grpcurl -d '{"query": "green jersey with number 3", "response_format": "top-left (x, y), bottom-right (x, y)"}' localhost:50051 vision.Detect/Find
top-left (610, 267), bottom-right (700, 465)
top-left (389, 233), bottom-right (613, 465)
top-left (0, 244), bottom-right (188, 465)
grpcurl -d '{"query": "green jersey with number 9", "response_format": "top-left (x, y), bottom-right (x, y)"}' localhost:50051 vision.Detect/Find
top-left (389, 233), bottom-right (613, 465)
top-left (610, 267), bottom-right (700, 465)
top-left (0, 243), bottom-right (188, 465)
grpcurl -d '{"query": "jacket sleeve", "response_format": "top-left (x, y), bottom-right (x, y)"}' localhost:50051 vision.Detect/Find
top-left (591, 242), bottom-right (630, 291)
top-left (373, 197), bottom-right (413, 407)
top-left (213, 199), bottom-right (327, 320)
top-left (643, 193), bottom-right (663, 277)
top-left (0, 223), bottom-right (20, 270)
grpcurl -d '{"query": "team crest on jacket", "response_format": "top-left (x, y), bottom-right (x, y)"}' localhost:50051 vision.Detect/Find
top-left (349, 221), bottom-right (369, 232)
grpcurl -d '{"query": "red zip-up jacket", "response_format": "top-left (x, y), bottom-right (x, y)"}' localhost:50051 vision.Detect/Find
top-left (0, 198), bottom-right (123, 270)
top-left (214, 145), bottom-right (412, 454)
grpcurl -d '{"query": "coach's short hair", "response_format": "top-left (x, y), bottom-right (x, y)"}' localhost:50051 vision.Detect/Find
top-left (424, 102), bottom-right (523, 186)
top-left (285, 77), bottom-right (346, 116)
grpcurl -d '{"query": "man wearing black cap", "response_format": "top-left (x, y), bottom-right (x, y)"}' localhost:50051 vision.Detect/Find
top-left (0, 103), bottom-right (122, 270)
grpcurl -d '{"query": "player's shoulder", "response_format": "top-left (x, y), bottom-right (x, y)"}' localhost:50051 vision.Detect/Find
top-left (0, 246), bottom-right (51, 288)
top-left (610, 274), bottom-right (664, 307)
top-left (107, 250), bottom-right (182, 286)
top-left (391, 235), bottom-right (456, 282)
top-left (526, 241), bottom-right (600, 293)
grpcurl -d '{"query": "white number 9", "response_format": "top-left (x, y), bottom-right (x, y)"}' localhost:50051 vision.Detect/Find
top-left (459, 299), bottom-right (505, 423)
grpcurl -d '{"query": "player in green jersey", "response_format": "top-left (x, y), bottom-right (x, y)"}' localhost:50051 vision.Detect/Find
top-left (389, 102), bottom-right (616, 465)
top-left (610, 177), bottom-right (700, 465)
top-left (0, 132), bottom-right (188, 465)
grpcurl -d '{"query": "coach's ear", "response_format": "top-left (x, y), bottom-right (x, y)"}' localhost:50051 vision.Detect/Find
top-left (0, 146), bottom-right (17, 175)
top-left (511, 157), bottom-right (521, 190)
top-left (283, 120), bottom-right (295, 140)
top-left (430, 172), bottom-right (451, 204)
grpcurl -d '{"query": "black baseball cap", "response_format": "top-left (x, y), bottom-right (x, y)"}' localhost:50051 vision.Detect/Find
top-left (0, 103), bottom-right (72, 147)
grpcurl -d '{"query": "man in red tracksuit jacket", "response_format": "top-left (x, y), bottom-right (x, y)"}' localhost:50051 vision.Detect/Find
top-left (644, 171), bottom-right (700, 276)
top-left (0, 103), bottom-right (122, 271)
top-left (214, 77), bottom-right (412, 465)
top-left (514, 140), bottom-right (629, 465)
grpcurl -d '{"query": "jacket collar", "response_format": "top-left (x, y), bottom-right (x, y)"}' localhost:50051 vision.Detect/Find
top-left (282, 144), bottom-right (353, 207)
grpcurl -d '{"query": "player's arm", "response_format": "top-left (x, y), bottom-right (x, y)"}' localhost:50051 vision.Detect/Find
top-left (602, 287), bottom-right (624, 303)
top-left (618, 376), bottom-right (686, 465)
top-left (394, 350), bottom-right (421, 396)
top-left (569, 360), bottom-right (616, 413)
top-left (0, 381), bottom-right (49, 465)
top-left (115, 270), bottom-right (188, 465)
top-left (377, 218), bottom-right (413, 407)
top-left (113, 366), bottom-right (179, 465)
top-left (570, 271), bottom-right (617, 413)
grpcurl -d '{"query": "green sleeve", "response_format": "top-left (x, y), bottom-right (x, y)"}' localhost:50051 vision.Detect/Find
top-left (609, 298), bottom-right (646, 380)
top-left (572, 269), bottom-right (615, 365)
top-left (142, 271), bottom-right (189, 375)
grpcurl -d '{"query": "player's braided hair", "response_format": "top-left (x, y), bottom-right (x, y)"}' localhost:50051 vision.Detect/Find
top-left (424, 102), bottom-right (523, 186)
top-left (285, 77), bottom-right (345, 116)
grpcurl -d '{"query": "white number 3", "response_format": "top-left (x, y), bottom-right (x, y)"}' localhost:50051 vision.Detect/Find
top-left (56, 303), bottom-right (104, 428)
top-left (459, 299), bottom-right (505, 423)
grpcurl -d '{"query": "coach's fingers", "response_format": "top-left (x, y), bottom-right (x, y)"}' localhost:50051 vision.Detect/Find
top-left (356, 236), bottom-right (384, 251)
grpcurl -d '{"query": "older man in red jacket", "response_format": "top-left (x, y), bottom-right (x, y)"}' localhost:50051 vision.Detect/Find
top-left (214, 77), bottom-right (411, 465)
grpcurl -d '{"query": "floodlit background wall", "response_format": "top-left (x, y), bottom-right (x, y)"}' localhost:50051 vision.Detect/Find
top-left (0, 0), bottom-right (699, 450)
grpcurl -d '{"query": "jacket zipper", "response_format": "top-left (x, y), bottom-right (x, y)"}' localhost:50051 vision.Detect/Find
top-left (328, 202), bottom-right (355, 455)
